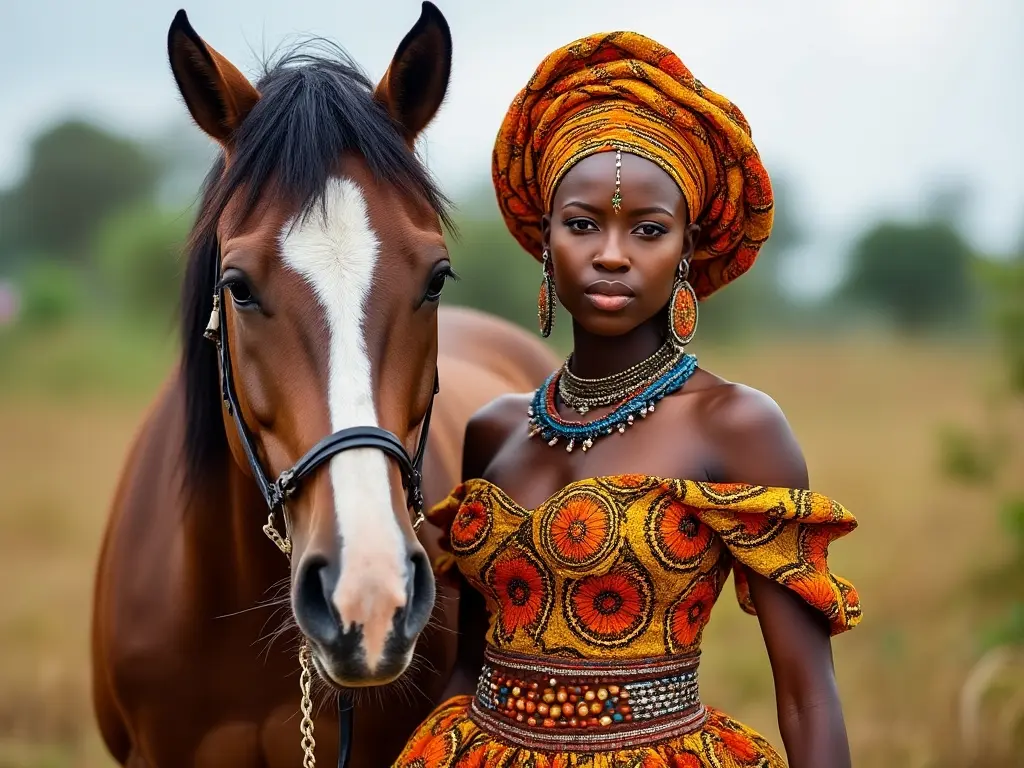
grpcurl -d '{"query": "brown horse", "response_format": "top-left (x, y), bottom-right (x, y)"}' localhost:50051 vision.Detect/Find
top-left (90, 5), bottom-right (557, 766)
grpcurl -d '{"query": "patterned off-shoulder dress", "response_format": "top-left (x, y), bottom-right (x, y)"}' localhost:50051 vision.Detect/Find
top-left (395, 475), bottom-right (861, 767)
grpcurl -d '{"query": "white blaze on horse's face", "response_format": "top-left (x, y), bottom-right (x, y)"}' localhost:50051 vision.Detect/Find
top-left (280, 177), bottom-right (408, 674)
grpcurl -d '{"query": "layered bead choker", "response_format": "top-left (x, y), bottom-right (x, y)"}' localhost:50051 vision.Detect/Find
top-left (528, 342), bottom-right (698, 453)
top-left (558, 339), bottom-right (681, 415)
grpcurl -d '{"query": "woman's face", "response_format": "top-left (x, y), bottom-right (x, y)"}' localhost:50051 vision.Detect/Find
top-left (543, 151), bottom-right (698, 337)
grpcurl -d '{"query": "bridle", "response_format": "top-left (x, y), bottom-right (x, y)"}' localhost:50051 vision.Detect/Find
top-left (203, 285), bottom-right (436, 534)
top-left (202, 250), bottom-right (438, 768)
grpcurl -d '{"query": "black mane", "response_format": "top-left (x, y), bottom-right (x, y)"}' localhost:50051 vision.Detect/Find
top-left (180, 40), bottom-right (453, 487)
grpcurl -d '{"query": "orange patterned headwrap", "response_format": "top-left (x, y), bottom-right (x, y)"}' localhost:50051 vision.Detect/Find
top-left (492, 32), bottom-right (774, 299)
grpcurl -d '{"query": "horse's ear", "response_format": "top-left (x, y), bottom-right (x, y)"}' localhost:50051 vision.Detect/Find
top-left (167, 9), bottom-right (260, 145)
top-left (373, 2), bottom-right (452, 146)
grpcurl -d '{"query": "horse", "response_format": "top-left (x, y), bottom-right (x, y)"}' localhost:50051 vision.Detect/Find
top-left (90, 4), bottom-right (558, 766)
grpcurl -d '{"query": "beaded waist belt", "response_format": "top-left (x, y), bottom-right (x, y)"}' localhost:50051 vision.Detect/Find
top-left (470, 648), bottom-right (706, 752)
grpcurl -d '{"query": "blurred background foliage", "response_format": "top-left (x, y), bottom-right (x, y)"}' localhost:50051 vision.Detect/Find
top-left (1, 116), bottom-right (1010, 348)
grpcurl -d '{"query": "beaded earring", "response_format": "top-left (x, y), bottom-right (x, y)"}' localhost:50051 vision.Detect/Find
top-left (538, 249), bottom-right (555, 338)
top-left (668, 259), bottom-right (698, 347)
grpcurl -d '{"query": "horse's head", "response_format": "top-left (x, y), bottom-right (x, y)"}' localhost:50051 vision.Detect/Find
top-left (170, 4), bottom-right (453, 686)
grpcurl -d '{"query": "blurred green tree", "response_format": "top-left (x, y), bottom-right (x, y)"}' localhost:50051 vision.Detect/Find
top-left (91, 203), bottom-right (193, 323)
top-left (16, 261), bottom-right (85, 329)
top-left (840, 209), bottom-right (976, 333)
top-left (0, 120), bottom-right (159, 267)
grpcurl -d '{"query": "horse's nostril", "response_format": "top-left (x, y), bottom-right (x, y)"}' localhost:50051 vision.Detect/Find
top-left (403, 548), bottom-right (435, 639)
top-left (295, 555), bottom-right (341, 646)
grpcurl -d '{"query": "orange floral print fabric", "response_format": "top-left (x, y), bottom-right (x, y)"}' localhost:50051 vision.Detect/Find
top-left (491, 32), bottom-right (775, 299)
top-left (429, 476), bottom-right (861, 655)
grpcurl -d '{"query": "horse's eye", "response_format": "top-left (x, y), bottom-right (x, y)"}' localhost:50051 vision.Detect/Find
top-left (226, 280), bottom-right (256, 308)
top-left (425, 264), bottom-right (457, 303)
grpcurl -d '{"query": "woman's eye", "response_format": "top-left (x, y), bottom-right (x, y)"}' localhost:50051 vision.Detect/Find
top-left (635, 223), bottom-right (667, 237)
top-left (566, 218), bottom-right (597, 233)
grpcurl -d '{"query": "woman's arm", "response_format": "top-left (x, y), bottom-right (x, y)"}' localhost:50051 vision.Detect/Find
top-left (747, 572), bottom-right (850, 768)
top-left (708, 384), bottom-right (852, 768)
top-left (439, 395), bottom-right (524, 700)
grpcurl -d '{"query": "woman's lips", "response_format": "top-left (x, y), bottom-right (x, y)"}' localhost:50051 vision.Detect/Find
top-left (585, 293), bottom-right (633, 311)
top-left (585, 280), bottom-right (635, 311)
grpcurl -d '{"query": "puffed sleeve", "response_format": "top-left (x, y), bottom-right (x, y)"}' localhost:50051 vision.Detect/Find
top-left (689, 482), bottom-right (862, 635)
top-left (426, 482), bottom-right (468, 575)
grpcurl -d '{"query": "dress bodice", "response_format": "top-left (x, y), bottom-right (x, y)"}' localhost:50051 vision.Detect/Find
top-left (429, 474), bottom-right (861, 659)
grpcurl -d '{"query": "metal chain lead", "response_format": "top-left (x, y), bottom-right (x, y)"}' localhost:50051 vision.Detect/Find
top-left (261, 507), bottom-right (314, 766)
top-left (299, 643), bottom-right (317, 768)
top-left (263, 509), bottom-right (292, 555)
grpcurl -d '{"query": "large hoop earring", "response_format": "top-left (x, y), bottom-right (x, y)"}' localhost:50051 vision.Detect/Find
top-left (669, 259), bottom-right (698, 347)
top-left (538, 249), bottom-right (555, 338)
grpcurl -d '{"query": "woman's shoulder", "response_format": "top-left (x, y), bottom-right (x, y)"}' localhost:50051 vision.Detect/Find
top-left (684, 370), bottom-right (807, 488)
top-left (692, 373), bottom-right (790, 429)
top-left (462, 392), bottom-right (533, 478)
top-left (466, 392), bottom-right (532, 440)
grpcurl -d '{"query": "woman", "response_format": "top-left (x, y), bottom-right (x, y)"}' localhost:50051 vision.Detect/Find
top-left (397, 32), bottom-right (861, 768)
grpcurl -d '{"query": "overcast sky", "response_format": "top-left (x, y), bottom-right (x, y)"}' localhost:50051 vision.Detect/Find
top-left (4, 0), bottom-right (1022, 295)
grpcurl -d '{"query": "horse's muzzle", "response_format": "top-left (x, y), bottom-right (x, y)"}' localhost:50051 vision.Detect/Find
top-left (293, 546), bottom-right (435, 686)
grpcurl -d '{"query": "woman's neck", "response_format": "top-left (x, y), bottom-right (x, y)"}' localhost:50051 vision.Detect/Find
top-left (568, 318), bottom-right (667, 379)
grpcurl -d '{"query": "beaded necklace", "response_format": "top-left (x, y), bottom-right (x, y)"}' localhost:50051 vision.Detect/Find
top-left (558, 338), bottom-right (682, 415)
top-left (527, 352), bottom-right (698, 453)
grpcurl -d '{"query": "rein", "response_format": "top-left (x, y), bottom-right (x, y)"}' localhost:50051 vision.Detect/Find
top-left (202, 255), bottom-right (438, 768)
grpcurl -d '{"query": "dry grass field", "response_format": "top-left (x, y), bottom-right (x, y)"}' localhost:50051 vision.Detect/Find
top-left (1, 330), bottom-right (1020, 767)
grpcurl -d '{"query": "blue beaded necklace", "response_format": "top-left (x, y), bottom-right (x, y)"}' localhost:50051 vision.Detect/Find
top-left (527, 352), bottom-right (698, 453)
